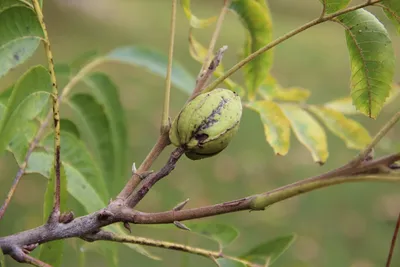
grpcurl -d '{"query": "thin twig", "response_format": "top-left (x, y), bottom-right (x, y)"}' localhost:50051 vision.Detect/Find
top-left (32, 0), bottom-right (62, 222)
top-left (161, 0), bottom-right (177, 134)
top-left (117, 133), bottom-right (171, 202)
top-left (125, 147), bottom-right (185, 207)
top-left (386, 212), bottom-right (400, 267)
top-left (199, 0), bottom-right (230, 74)
top-left (86, 231), bottom-right (262, 267)
top-left (21, 254), bottom-right (52, 267)
top-left (202, 0), bottom-right (381, 94)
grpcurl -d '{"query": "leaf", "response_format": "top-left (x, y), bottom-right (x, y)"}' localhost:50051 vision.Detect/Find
top-left (241, 234), bottom-right (296, 265)
top-left (280, 104), bottom-right (328, 163)
top-left (185, 222), bottom-right (239, 248)
top-left (42, 130), bottom-right (109, 201)
top-left (188, 34), bottom-right (245, 96)
top-left (181, 0), bottom-right (216, 28)
top-left (381, 0), bottom-right (400, 34)
top-left (319, 0), bottom-right (351, 14)
top-left (83, 73), bottom-right (127, 186)
top-left (0, 248), bottom-right (5, 267)
top-left (59, 118), bottom-right (80, 138)
top-left (230, 0), bottom-right (273, 99)
top-left (247, 100), bottom-right (290, 156)
top-left (8, 120), bottom-right (39, 165)
top-left (0, 0), bottom-right (29, 11)
top-left (0, 6), bottom-right (44, 78)
top-left (324, 83), bottom-right (400, 114)
top-left (215, 258), bottom-right (245, 267)
top-left (67, 93), bottom-right (115, 190)
top-left (38, 163), bottom-right (68, 267)
top-left (309, 106), bottom-right (371, 150)
top-left (0, 66), bottom-right (51, 155)
top-left (104, 46), bottom-right (195, 94)
top-left (337, 9), bottom-right (395, 118)
top-left (70, 50), bottom-right (99, 72)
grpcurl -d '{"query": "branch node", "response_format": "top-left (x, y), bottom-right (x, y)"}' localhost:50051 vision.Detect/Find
top-left (59, 211), bottom-right (74, 224)
top-left (97, 210), bottom-right (114, 221)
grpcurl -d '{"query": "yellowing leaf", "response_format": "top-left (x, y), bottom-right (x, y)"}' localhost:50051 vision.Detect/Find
top-left (309, 106), bottom-right (371, 150)
top-left (324, 97), bottom-right (357, 114)
top-left (259, 75), bottom-right (310, 102)
top-left (280, 104), bottom-right (328, 163)
top-left (181, 0), bottom-right (216, 28)
top-left (247, 100), bottom-right (290, 156)
top-left (230, 0), bottom-right (273, 99)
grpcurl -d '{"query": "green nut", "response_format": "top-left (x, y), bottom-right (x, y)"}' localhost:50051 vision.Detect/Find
top-left (169, 88), bottom-right (242, 160)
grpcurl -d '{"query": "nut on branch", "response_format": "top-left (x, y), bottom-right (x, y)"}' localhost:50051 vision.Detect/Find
top-left (169, 88), bottom-right (242, 160)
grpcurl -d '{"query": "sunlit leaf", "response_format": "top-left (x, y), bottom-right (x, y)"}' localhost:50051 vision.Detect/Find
top-left (67, 93), bottom-right (115, 190)
top-left (309, 106), bottom-right (371, 150)
top-left (0, 66), bottom-right (51, 155)
top-left (188, 34), bottom-right (245, 96)
top-left (337, 9), bottom-right (395, 118)
top-left (83, 73), bottom-right (127, 188)
top-left (260, 85), bottom-right (310, 102)
top-left (38, 163), bottom-right (67, 267)
top-left (381, 0), bottom-right (400, 33)
top-left (104, 46), bottom-right (195, 94)
top-left (0, 6), bottom-right (44, 78)
top-left (241, 234), bottom-right (296, 265)
top-left (280, 104), bottom-right (328, 163)
top-left (319, 0), bottom-right (350, 14)
top-left (181, 0), bottom-right (216, 28)
top-left (230, 0), bottom-right (273, 99)
top-left (186, 222), bottom-right (239, 248)
top-left (247, 100), bottom-right (290, 156)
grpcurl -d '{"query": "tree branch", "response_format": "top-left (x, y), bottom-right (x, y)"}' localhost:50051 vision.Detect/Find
top-left (202, 0), bottom-right (382, 94)
top-left (386, 212), bottom-right (400, 267)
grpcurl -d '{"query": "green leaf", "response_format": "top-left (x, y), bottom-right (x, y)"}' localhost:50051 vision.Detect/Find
top-left (0, 66), bottom-right (51, 155)
top-left (70, 50), bottom-right (99, 72)
top-left (59, 118), bottom-right (80, 138)
top-left (337, 9), bottom-right (395, 118)
top-left (0, 0), bottom-right (29, 11)
top-left (42, 130), bottom-right (109, 202)
top-left (241, 234), bottom-right (296, 265)
top-left (280, 104), bottom-right (328, 164)
top-left (247, 100), bottom-right (290, 156)
top-left (185, 222), bottom-right (239, 248)
top-left (104, 46), bottom-right (195, 94)
top-left (188, 34), bottom-right (245, 96)
top-left (381, 0), bottom-right (400, 34)
top-left (8, 120), bottom-right (39, 165)
top-left (181, 0), bottom-right (216, 28)
top-left (215, 258), bottom-right (245, 267)
top-left (0, 248), bottom-right (5, 267)
top-left (83, 73), bottom-right (127, 186)
top-left (67, 93), bottom-right (115, 190)
top-left (309, 106), bottom-right (371, 150)
top-left (319, 0), bottom-right (350, 14)
top-left (0, 6), bottom-right (44, 78)
top-left (230, 0), bottom-right (273, 99)
top-left (38, 163), bottom-right (67, 267)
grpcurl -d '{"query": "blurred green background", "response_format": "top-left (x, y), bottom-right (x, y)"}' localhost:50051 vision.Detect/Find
top-left (1, 0), bottom-right (400, 266)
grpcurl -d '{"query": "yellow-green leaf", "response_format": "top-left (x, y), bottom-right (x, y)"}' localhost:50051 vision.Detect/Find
top-left (280, 104), bottom-right (328, 163)
top-left (381, 0), bottom-right (400, 34)
top-left (230, 0), bottom-right (273, 99)
top-left (181, 0), bottom-right (216, 28)
top-left (309, 106), bottom-right (371, 150)
top-left (188, 34), bottom-right (245, 97)
top-left (259, 75), bottom-right (310, 102)
top-left (247, 100), bottom-right (290, 156)
top-left (337, 9), bottom-right (395, 118)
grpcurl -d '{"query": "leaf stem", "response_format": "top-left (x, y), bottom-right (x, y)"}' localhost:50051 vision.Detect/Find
top-left (32, 0), bottom-right (62, 222)
top-left (202, 0), bottom-right (381, 93)
top-left (87, 231), bottom-right (261, 267)
top-left (161, 0), bottom-right (177, 134)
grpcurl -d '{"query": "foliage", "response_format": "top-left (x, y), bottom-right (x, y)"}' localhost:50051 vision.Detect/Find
top-left (0, 0), bottom-right (399, 266)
